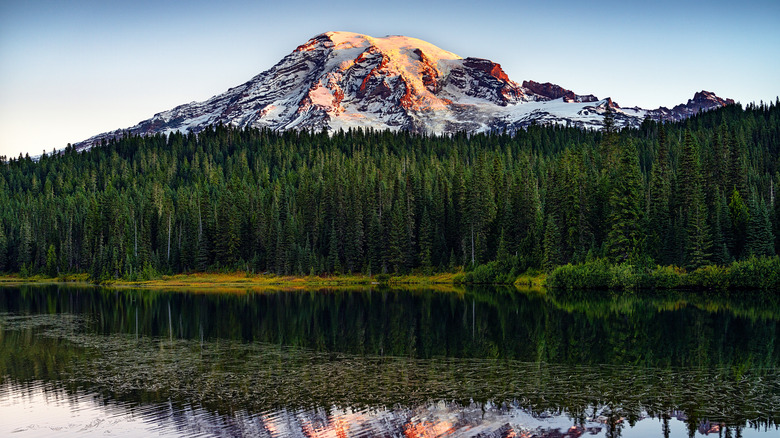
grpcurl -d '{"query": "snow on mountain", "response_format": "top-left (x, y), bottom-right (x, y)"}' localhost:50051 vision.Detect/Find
top-left (73, 32), bottom-right (735, 149)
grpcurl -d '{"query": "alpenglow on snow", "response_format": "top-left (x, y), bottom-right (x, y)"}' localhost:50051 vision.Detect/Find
top-left (74, 31), bottom-right (734, 149)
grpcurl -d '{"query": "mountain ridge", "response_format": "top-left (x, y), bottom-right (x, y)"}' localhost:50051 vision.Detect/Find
top-left (73, 31), bottom-right (735, 150)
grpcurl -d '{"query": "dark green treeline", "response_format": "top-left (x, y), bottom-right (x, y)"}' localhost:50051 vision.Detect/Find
top-left (0, 101), bottom-right (779, 279)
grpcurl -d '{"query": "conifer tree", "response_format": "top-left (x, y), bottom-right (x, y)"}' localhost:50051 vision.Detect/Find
top-left (0, 223), bottom-right (7, 272)
top-left (686, 191), bottom-right (712, 269)
top-left (388, 201), bottom-right (407, 273)
top-left (606, 138), bottom-right (644, 263)
top-left (543, 213), bottom-right (562, 271)
top-left (709, 190), bottom-right (731, 265)
top-left (45, 244), bottom-right (58, 277)
top-left (327, 219), bottom-right (341, 274)
top-left (418, 207), bottom-right (433, 270)
top-left (18, 217), bottom-right (32, 272)
top-left (216, 188), bottom-right (241, 268)
top-left (746, 194), bottom-right (775, 257)
top-left (728, 188), bottom-right (749, 259)
top-left (677, 131), bottom-right (713, 267)
top-left (647, 126), bottom-right (671, 262)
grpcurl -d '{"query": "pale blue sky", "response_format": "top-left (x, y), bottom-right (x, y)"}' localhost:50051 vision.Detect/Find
top-left (1, 0), bottom-right (778, 158)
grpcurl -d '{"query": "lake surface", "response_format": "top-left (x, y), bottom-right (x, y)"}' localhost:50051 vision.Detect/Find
top-left (1, 284), bottom-right (778, 437)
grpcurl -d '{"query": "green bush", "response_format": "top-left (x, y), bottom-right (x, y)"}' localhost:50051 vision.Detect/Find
top-left (686, 265), bottom-right (729, 289)
top-left (460, 260), bottom-right (519, 284)
top-left (547, 259), bottom-right (612, 290)
top-left (648, 266), bottom-right (683, 289)
top-left (137, 262), bottom-right (161, 281)
top-left (608, 263), bottom-right (638, 290)
top-left (727, 256), bottom-right (780, 289)
top-left (547, 256), bottom-right (780, 291)
top-left (452, 272), bottom-right (466, 284)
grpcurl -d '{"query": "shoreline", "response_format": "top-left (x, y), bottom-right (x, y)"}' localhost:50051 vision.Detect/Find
top-left (0, 271), bottom-right (547, 294)
top-left (0, 272), bottom-right (459, 291)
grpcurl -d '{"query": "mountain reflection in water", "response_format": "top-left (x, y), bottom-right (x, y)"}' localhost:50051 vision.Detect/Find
top-left (0, 285), bottom-right (779, 437)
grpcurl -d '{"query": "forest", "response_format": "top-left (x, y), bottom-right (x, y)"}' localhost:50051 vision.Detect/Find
top-left (0, 100), bottom-right (779, 286)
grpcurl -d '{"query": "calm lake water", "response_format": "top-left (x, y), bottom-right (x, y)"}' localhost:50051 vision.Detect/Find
top-left (0, 284), bottom-right (778, 437)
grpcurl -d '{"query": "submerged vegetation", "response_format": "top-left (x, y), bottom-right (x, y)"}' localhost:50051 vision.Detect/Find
top-left (0, 101), bottom-right (779, 289)
top-left (2, 283), bottom-right (779, 431)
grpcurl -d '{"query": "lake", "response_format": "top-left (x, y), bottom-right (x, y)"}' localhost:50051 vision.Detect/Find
top-left (0, 284), bottom-right (778, 437)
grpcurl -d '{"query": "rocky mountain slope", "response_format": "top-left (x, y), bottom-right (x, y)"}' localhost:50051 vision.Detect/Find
top-left (74, 32), bottom-right (734, 149)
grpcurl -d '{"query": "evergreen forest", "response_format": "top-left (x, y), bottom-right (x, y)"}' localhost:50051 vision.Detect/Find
top-left (1, 101), bottom-right (779, 286)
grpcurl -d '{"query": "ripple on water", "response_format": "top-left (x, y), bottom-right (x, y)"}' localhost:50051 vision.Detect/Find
top-left (2, 298), bottom-right (780, 437)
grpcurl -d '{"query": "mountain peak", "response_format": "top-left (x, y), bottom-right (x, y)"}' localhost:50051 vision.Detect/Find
top-left (297, 32), bottom-right (463, 63)
top-left (690, 90), bottom-right (735, 106)
top-left (72, 32), bottom-right (735, 150)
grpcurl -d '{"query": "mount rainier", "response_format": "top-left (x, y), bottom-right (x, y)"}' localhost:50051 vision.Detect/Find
top-left (75, 31), bottom-right (734, 149)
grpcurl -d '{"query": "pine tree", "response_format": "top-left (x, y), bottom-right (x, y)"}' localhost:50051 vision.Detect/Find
top-left (600, 105), bottom-right (618, 167)
top-left (388, 201), bottom-right (407, 273)
top-left (606, 138), bottom-right (644, 263)
top-left (215, 185), bottom-right (241, 268)
top-left (45, 244), bottom-right (58, 277)
top-left (709, 190), bottom-right (731, 265)
top-left (0, 223), bottom-right (7, 272)
top-left (773, 173), bottom-right (780, 256)
top-left (327, 219), bottom-right (341, 274)
top-left (418, 207), bottom-right (433, 270)
top-left (728, 187), bottom-right (749, 259)
top-left (647, 125), bottom-right (671, 262)
top-left (686, 191), bottom-right (712, 269)
top-left (543, 213), bottom-right (562, 271)
top-left (496, 227), bottom-right (511, 271)
top-left (677, 131), bottom-right (712, 267)
top-left (746, 194), bottom-right (775, 257)
top-left (17, 217), bottom-right (32, 271)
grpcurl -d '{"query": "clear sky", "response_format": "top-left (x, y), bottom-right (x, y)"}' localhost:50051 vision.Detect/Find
top-left (1, 0), bottom-right (778, 158)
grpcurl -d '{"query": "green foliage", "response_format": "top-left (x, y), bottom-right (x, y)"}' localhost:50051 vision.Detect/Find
top-left (649, 265), bottom-right (683, 289)
top-left (0, 223), bottom-right (7, 272)
top-left (463, 259), bottom-right (519, 284)
top-left (1, 101), bottom-right (779, 286)
top-left (548, 256), bottom-right (780, 291)
top-left (606, 138), bottom-right (644, 263)
top-left (686, 265), bottom-right (730, 289)
top-left (546, 259), bottom-right (612, 290)
top-left (45, 244), bottom-right (57, 277)
top-left (727, 256), bottom-right (780, 289)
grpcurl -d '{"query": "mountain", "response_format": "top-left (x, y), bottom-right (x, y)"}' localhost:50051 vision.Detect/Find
top-left (74, 31), bottom-right (734, 149)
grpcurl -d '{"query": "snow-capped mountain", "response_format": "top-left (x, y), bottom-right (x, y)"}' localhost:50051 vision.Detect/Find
top-left (74, 31), bottom-right (734, 149)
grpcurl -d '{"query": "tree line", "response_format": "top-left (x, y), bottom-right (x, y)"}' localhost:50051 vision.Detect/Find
top-left (0, 100), bottom-right (778, 281)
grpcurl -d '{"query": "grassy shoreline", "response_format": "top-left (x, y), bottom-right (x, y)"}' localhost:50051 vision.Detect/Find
top-left (4, 256), bottom-right (778, 293)
top-left (0, 272), bottom-right (468, 292)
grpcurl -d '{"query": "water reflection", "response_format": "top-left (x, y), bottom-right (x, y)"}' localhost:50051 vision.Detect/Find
top-left (1, 285), bottom-right (779, 437)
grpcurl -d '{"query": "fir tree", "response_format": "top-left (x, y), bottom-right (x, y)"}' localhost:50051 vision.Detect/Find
top-left (418, 207), bottom-right (433, 270)
top-left (686, 191), bottom-right (712, 269)
top-left (746, 194), bottom-right (775, 257)
top-left (0, 224), bottom-right (6, 272)
top-left (728, 188), bottom-right (749, 259)
top-left (606, 138), bottom-right (644, 263)
top-left (45, 244), bottom-right (58, 277)
top-left (388, 201), bottom-right (407, 273)
top-left (543, 213), bottom-right (562, 271)
top-left (647, 125), bottom-right (671, 262)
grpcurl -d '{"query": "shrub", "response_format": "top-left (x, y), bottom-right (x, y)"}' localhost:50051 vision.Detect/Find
top-left (686, 265), bottom-right (729, 290)
top-left (375, 273), bottom-right (391, 283)
top-left (547, 258), bottom-right (612, 290)
top-left (649, 265), bottom-right (684, 289)
top-left (608, 263), bottom-right (638, 290)
top-left (727, 256), bottom-right (780, 289)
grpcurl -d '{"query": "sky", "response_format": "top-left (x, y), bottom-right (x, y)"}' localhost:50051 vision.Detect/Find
top-left (1, 0), bottom-right (778, 158)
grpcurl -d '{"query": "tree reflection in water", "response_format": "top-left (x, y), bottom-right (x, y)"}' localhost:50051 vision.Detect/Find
top-left (1, 284), bottom-right (779, 437)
